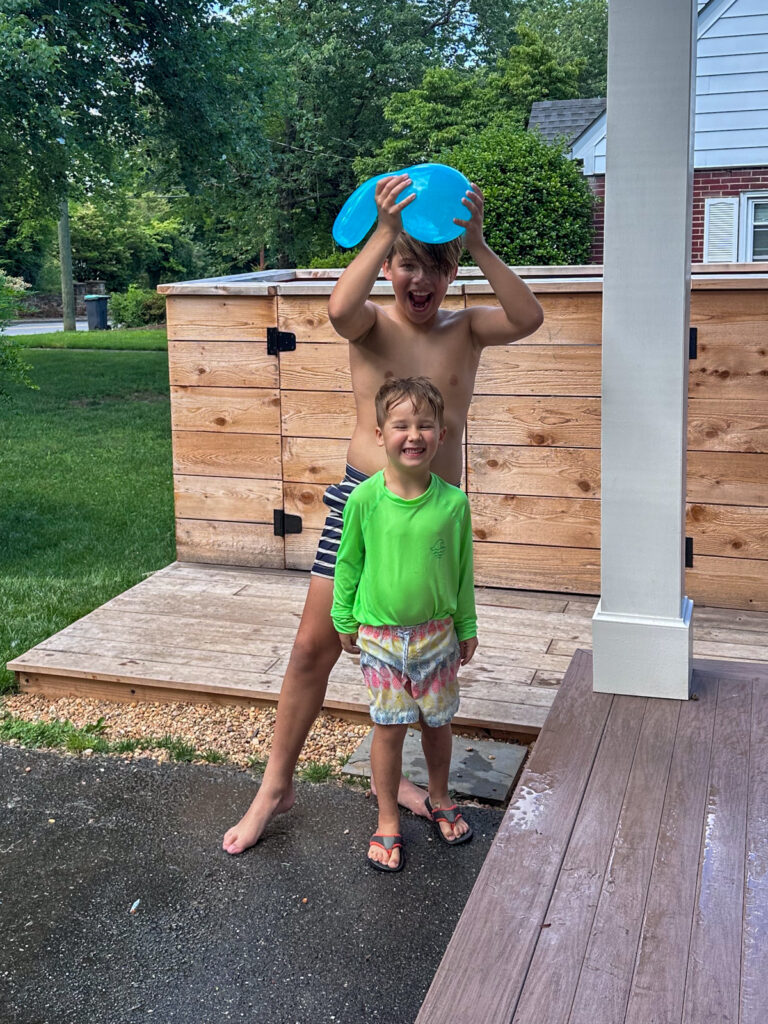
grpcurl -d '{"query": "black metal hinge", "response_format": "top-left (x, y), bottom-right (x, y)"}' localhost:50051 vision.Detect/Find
top-left (273, 509), bottom-right (302, 537)
top-left (689, 327), bottom-right (698, 359)
top-left (267, 328), bottom-right (296, 355)
top-left (685, 536), bottom-right (693, 568)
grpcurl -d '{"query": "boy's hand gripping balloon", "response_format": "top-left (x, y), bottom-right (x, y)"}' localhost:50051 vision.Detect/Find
top-left (332, 163), bottom-right (472, 248)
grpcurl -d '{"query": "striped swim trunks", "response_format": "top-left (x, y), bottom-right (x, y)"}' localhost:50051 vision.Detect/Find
top-left (311, 464), bottom-right (368, 579)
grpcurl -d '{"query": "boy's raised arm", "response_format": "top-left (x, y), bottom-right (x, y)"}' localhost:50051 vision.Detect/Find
top-left (455, 186), bottom-right (544, 348)
top-left (328, 175), bottom-right (416, 342)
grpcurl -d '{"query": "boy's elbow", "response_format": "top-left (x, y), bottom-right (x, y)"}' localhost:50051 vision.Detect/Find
top-left (525, 300), bottom-right (544, 333)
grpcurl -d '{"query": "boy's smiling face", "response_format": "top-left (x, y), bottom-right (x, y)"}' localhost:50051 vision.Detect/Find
top-left (383, 252), bottom-right (457, 325)
top-left (376, 397), bottom-right (446, 473)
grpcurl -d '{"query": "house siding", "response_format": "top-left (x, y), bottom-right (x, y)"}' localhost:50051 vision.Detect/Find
top-left (587, 167), bottom-right (768, 264)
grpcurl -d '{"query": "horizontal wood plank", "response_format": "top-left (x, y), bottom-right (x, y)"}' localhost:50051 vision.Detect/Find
top-left (468, 444), bottom-right (601, 499)
top-left (687, 502), bottom-right (768, 559)
top-left (170, 386), bottom-right (281, 434)
top-left (172, 431), bottom-right (282, 479)
top-left (467, 396), bottom-right (601, 448)
top-left (175, 520), bottom-right (283, 568)
top-left (174, 475), bottom-right (282, 524)
top-left (279, 342), bottom-right (352, 390)
top-left (168, 341), bottom-right (278, 388)
top-left (475, 345), bottom-right (602, 396)
top-left (167, 295), bottom-right (276, 341)
top-left (473, 542), bottom-right (601, 593)
top-left (466, 292), bottom-right (603, 345)
top-left (281, 390), bottom-right (356, 439)
top-left (687, 451), bottom-right (768, 506)
top-left (282, 437), bottom-right (348, 484)
top-left (688, 399), bottom-right (768, 453)
top-left (470, 493), bottom-right (600, 549)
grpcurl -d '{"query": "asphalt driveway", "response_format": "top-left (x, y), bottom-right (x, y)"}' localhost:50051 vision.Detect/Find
top-left (1, 745), bottom-right (502, 1024)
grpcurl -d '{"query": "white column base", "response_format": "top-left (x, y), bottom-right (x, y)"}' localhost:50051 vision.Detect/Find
top-left (591, 597), bottom-right (693, 699)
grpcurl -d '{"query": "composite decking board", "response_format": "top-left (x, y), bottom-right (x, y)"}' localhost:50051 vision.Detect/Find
top-left (511, 693), bottom-right (647, 1024)
top-left (623, 670), bottom-right (718, 1024)
top-left (567, 698), bottom-right (682, 1024)
top-left (416, 650), bottom-right (612, 1024)
top-left (741, 678), bottom-right (768, 1024)
top-left (682, 676), bottom-right (751, 1024)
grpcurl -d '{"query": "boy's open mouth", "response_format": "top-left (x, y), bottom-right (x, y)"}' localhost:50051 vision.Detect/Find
top-left (401, 445), bottom-right (426, 457)
top-left (408, 291), bottom-right (432, 312)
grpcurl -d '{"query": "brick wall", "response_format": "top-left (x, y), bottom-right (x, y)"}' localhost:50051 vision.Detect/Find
top-left (586, 167), bottom-right (768, 264)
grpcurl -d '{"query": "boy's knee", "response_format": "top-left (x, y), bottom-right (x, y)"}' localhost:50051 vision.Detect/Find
top-left (290, 632), bottom-right (340, 672)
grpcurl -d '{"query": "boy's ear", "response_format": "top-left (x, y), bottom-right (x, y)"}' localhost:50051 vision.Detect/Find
top-left (438, 425), bottom-right (447, 444)
top-left (375, 426), bottom-right (385, 447)
top-left (448, 265), bottom-right (459, 284)
top-left (382, 259), bottom-right (392, 281)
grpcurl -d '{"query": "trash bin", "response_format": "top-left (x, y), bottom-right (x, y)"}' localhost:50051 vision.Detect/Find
top-left (84, 294), bottom-right (110, 330)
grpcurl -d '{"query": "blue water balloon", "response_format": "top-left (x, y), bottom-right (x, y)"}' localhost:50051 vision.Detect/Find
top-left (332, 163), bottom-right (472, 249)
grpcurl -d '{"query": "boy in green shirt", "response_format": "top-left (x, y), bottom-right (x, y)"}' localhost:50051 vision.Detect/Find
top-left (332, 377), bottom-right (478, 872)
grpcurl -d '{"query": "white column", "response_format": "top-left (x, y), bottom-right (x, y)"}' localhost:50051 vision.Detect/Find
top-left (591, 0), bottom-right (696, 699)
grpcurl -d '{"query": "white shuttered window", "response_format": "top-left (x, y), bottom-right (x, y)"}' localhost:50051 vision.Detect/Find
top-left (703, 197), bottom-right (738, 263)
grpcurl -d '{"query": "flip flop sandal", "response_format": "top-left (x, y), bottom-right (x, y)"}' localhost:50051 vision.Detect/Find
top-left (425, 798), bottom-right (474, 846)
top-left (367, 833), bottom-right (405, 873)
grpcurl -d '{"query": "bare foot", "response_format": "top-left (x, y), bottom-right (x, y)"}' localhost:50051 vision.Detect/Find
top-left (222, 785), bottom-right (295, 855)
top-left (371, 774), bottom-right (430, 818)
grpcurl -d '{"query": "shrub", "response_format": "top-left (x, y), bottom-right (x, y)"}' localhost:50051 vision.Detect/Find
top-left (0, 271), bottom-right (36, 395)
top-left (445, 126), bottom-right (594, 266)
top-left (109, 286), bottom-right (166, 328)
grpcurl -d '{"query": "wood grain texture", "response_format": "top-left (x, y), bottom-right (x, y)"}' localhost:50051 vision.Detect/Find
top-left (687, 554), bottom-right (768, 610)
top-left (168, 342), bottom-right (278, 388)
top-left (174, 475), bottom-right (282, 523)
top-left (475, 345), bottom-right (602, 396)
top-left (172, 431), bottom-right (282, 479)
top-left (512, 694), bottom-right (647, 1024)
top-left (466, 291), bottom-right (603, 344)
top-left (417, 650), bottom-right (610, 1024)
top-left (682, 677), bottom-right (750, 1024)
top-left (623, 670), bottom-right (718, 1024)
top-left (467, 395), bottom-right (601, 447)
top-left (469, 493), bottom-right (600, 549)
top-left (568, 699), bottom-right (681, 1024)
top-left (688, 399), bottom-right (768, 453)
top-left (468, 444), bottom-right (601, 499)
top-left (281, 436), bottom-right (348, 484)
top-left (175, 519), bottom-right (284, 568)
top-left (687, 451), bottom-right (768, 507)
top-left (473, 542), bottom-right (601, 593)
top-left (170, 386), bottom-right (281, 434)
top-left (281, 389), bottom-right (356, 439)
top-left (166, 295), bottom-right (276, 341)
top-left (279, 342), bottom-right (352, 390)
top-left (687, 502), bottom-right (768, 559)
top-left (740, 676), bottom-right (768, 1024)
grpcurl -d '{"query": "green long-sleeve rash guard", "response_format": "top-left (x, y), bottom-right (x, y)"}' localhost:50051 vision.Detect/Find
top-left (331, 471), bottom-right (477, 642)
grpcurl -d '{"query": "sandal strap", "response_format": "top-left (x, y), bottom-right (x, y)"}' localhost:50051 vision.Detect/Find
top-left (370, 834), bottom-right (402, 852)
top-left (429, 804), bottom-right (463, 825)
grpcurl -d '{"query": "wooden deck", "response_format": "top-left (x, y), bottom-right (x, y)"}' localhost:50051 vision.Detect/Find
top-left (417, 649), bottom-right (768, 1023)
top-left (9, 562), bottom-right (768, 737)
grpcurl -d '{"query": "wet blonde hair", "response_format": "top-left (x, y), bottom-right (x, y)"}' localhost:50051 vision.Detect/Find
top-left (375, 376), bottom-right (445, 429)
top-left (386, 233), bottom-right (463, 278)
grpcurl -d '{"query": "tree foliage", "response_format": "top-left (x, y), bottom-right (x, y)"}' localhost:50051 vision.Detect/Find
top-left (519, 0), bottom-right (608, 97)
top-left (447, 126), bottom-right (594, 265)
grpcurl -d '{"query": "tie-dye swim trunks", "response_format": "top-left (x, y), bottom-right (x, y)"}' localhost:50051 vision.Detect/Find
top-left (357, 618), bottom-right (461, 727)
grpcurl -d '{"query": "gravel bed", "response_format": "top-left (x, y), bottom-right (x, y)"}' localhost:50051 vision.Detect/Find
top-left (1, 694), bottom-right (370, 769)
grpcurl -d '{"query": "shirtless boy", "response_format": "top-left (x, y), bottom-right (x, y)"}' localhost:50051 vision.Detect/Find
top-left (222, 172), bottom-right (543, 855)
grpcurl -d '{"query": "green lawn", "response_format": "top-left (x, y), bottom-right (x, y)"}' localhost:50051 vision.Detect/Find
top-left (0, 348), bottom-right (175, 693)
top-left (7, 327), bottom-right (167, 350)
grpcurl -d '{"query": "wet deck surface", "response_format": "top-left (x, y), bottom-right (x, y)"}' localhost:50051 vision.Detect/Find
top-left (418, 649), bottom-right (768, 1024)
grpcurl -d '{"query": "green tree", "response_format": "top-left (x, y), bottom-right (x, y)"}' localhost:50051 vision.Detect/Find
top-left (355, 27), bottom-right (582, 178)
top-left (519, 0), bottom-right (608, 97)
top-left (0, 272), bottom-right (36, 396)
top-left (446, 126), bottom-right (594, 265)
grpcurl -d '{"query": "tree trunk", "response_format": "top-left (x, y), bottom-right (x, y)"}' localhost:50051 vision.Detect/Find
top-left (58, 198), bottom-right (76, 331)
